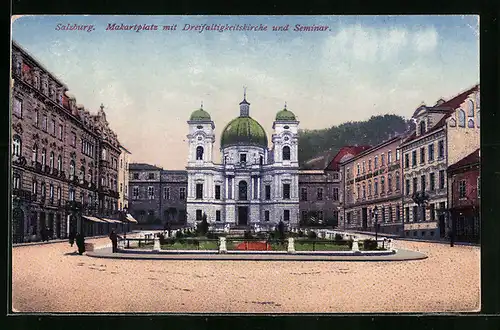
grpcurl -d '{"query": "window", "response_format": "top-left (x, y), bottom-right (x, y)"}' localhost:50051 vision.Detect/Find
top-left (356, 164), bottom-right (360, 176)
top-left (301, 188), bottom-right (307, 201)
top-left (387, 174), bottom-right (392, 192)
top-left (49, 184), bottom-right (54, 199)
top-left (34, 110), bottom-right (39, 127)
top-left (405, 207), bottom-right (410, 222)
top-left (49, 152), bottom-right (54, 170)
top-left (468, 119), bottom-right (475, 128)
top-left (120, 159), bottom-right (123, 168)
top-left (120, 183), bottom-right (123, 193)
top-left (196, 210), bottom-right (203, 221)
top-left (180, 187), bottom-right (186, 200)
top-left (253, 177), bottom-right (258, 199)
top-left (405, 179), bottom-right (410, 195)
top-left (413, 206), bottom-right (418, 222)
top-left (196, 184), bottom-right (203, 199)
top-left (412, 177), bottom-right (418, 194)
top-left (477, 176), bottom-right (481, 198)
top-left (102, 148), bottom-right (107, 160)
top-left (240, 154), bottom-right (247, 163)
top-left (265, 210), bottom-right (270, 222)
top-left (438, 140), bottom-right (445, 159)
top-left (12, 135), bottom-right (22, 157)
top-left (216, 210), bottom-right (221, 221)
top-left (50, 119), bottom-right (56, 135)
top-left (429, 173), bottom-right (435, 191)
top-left (368, 181), bottom-right (372, 196)
top-left (396, 205), bottom-right (401, 222)
top-left (333, 187), bottom-right (339, 201)
top-left (381, 176), bottom-right (385, 193)
top-left (419, 121), bottom-right (426, 135)
top-left (196, 146), bottom-right (204, 160)
top-left (283, 184), bottom-right (291, 199)
top-left (13, 97), bottom-right (22, 117)
top-left (317, 211), bottom-right (324, 222)
top-left (459, 180), bottom-right (466, 198)
top-left (458, 109), bottom-right (466, 127)
top-left (368, 159), bottom-right (372, 171)
top-left (13, 173), bottom-right (21, 189)
top-left (467, 99), bottom-right (474, 117)
top-left (404, 154), bottom-right (409, 168)
top-left (148, 173), bottom-right (155, 180)
top-left (32, 144), bottom-right (38, 163)
top-left (317, 188), bottom-right (323, 200)
top-left (346, 212), bottom-right (351, 225)
top-left (381, 154), bottom-right (385, 166)
top-left (382, 207), bottom-right (386, 223)
top-left (439, 170), bottom-right (445, 189)
top-left (301, 211), bottom-right (308, 222)
top-left (283, 210), bottom-right (290, 222)
top-left (396, 149), bottom-right (400, 161)
top-left (388, 151), bottom-right (392, 164)
top-left (57, 186), bottom-right (61, 201)
top-left (58, 124), bottom-right (63, 140)
top-left (32, 180), bottom-right (37, 195)
top-left (42, 115), bottom-right (48, 131)
top-left (374, 179), bottom-right (378, 195)
top-left (282, 146), bottom-right (290, 160)
top-left (421, 175), bottom-right (426, 192)
top-left (57, 155), bottom-right (62, 172)
top-left (420, 148), bottom-right (425, 164)
top-left (228, 179), bottom-right (233, 199)
top-left (148, 186), bottom-right (155, 199)
top-left (428, 144), bottom-right (434, 162)
top-left (133, 173), bottom-right (139, 179)
top-left (362, 161), bottom-right (366, 174)
top-left (374, 156), bottom-right (378, 168)
top-left (395, 172), bottom-right (400, 191)
top-left (265, 185), bottom-right (271, 200)
top-left (215, 185), bottom-right (221, 200)
top-left (362, 184), bottom-right (366, 199)
top-left (238, 181), bottom-right (247, 200)
top-left (412, 150), bottom-right (417, 167)
top-left (41, 148), bottom-right (46, 165)
top-left (69, 188), bottom-right (75, 201)
top-left (430, 203), bottom-right (435, 221)
top-left (40, 182), bottom-right (46, 197)
top-left (260, 155), bottom-right (263, 165)
top-left (69, 160), bottom-right (75, 179)
top-left (71, 132), bottom-right (76, 147)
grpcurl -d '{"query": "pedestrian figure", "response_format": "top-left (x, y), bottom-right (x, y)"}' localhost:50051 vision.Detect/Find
top-left (109, 230), bottom-right (119, 253)
top-left (449, 228), bottom-right (455, 247)
top-left (76, 232), bottom-right (85, 255)
top-left (69, 231), bottom-right (76, 247)
top-left (47, 227), bottom-right (53, 241)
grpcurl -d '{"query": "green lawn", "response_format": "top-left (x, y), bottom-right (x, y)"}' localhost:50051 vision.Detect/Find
top-left (294, 242), bottom-right (351, 251)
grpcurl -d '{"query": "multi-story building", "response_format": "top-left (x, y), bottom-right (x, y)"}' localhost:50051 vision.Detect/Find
top-left (185, 94), bottom-right (300, 226)
top-left (400, 84), bottom-right (479, 239)
top-left (128, 163), bottom-right (188, 228)
top-left (340, 137), bottom-right (405, 235)
top-left (447, 148), bottom-right (480, 243)
top-left (11, 41), bottom-right (126, 243)
top-left (118, 144), bottom-right (131, 211)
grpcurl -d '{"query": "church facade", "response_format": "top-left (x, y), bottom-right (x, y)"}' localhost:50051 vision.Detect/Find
top-left (185, 93), bottom-right (300, 227)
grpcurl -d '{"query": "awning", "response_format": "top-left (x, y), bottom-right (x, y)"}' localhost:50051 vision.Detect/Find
top-left (100, 218), bottom-right (123, 224)
top-left (83, 216), bottom-right (107, 223)
top-left (126, 214), bottom-right (138, 223)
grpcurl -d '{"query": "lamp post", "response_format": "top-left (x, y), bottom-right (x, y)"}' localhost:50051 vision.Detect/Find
top-left (373, 206), bottom-right (379, 242)
top-left (123, 206), bottom-right (129, 238)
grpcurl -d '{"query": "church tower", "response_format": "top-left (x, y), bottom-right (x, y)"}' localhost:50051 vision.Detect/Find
top-left (272, 103), bottom-right (300, 167)
top-left (187, 102), bottom-right (215, 166)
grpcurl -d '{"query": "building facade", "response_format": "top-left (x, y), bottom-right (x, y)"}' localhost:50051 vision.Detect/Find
top-left (11, 41), bottom-right (125, 243)
top-left (447, 149), bottom-right (480, 243)
top-left (400, 85), bottom-right (479, 239)
top-left (118, 145), bottom-right (131, 211)
top-left (340, 137), bottom-right (405, 235)
top-left (128, 163), bottom-right (188, 227)
top-left (185, 94), bottom-right (300, 227)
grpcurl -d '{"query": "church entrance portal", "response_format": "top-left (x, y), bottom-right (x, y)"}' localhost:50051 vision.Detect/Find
top-left (238, 206), bottom-right (249, 226)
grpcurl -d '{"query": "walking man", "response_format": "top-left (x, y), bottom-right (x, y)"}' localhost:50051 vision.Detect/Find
top-left (109, 229), bottom-right (119, 253)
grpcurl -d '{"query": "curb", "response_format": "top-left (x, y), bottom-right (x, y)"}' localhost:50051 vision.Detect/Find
top-left (345, 231), bottom-right (480, 247)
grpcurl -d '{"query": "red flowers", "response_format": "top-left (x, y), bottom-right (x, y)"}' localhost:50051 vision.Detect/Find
top-left (235, 241), bottom-right (272, 251)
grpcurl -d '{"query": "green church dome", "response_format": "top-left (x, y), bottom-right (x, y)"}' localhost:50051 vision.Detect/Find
top-left (220, 116), bottom-right (268, 148)
top-left (189, 108), bottom-right (211, 121)
top-left (275, 107), bottom-right (296, 121)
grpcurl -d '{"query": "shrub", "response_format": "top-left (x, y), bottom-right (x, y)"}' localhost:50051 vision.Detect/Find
top-left (256, 232), bottom-right (267, 239)
top-left (176, 230), bottom-right (184, 239)
top-left (307, 231), bottom-right (317, 240)
top-left (158, 233), bottom-right (166, 245)
top-left (206, 232), bottom-right (218, 239)
top-left (363, 239), bottom-right (378, 251)
top-left (298, 230), bottom-right (304, 237)
top-left (334, 233), bottom-right (343, 242)
top-left (277, 221), bottom-right (285, 240)
top-left (244, 230), bottom-right (253, 239)
top-left (347, 238), bottom-right (354, 249)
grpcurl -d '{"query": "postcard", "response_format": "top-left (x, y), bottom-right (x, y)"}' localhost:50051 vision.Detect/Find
top-left (10, 15), bottom-right (480, 314)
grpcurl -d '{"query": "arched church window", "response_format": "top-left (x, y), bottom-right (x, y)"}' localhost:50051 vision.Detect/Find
top-left (12, 135), bottom-right (22, 157)
top-left (468, 119), bottom-right (475, 128)
top-left (196, 146), bottom-right (204, 160)
top-left (458, 109), bottom-right (466, 127)
top-left (419, 121), bottom-right (426, 135)
top-left (282, 146), bottom-right (291, 160)
top-left (238, 181), bottom-right (248, 200)
top-left (467, 99), bottom-right (474, 117)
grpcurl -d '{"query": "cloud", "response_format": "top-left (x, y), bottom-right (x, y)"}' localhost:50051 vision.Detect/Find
top-left (413, 28), bottom-right (438, 53)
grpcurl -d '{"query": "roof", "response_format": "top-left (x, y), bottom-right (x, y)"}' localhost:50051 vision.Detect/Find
top-left (448, 149), bottom-right (480, 172)
top-left (129, 163), bottom-right (163, 170)
top-left (325, 145), bottom-right (372, 170)
top-left (404, 84), bottom-right (479, 144)
top-left (220, 116), bottom-right (268, 149)
top-left (275, 108), bottom-right (297, 121)
top-left (189, 108), bottom-right (211, 121)
top-left (119, 144), bottom-right (132, 153)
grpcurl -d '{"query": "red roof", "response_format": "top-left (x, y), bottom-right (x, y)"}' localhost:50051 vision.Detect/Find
top-left (448, 149), bottom-right (480, 172)
top-left (325, 145), bottom-right (372, 171)
top-left (404, 84), bottom-right (479, 144)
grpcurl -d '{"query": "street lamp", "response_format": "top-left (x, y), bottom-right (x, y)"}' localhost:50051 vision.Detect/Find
top-left (373, 206), bottom-right (379, 241)
top-left (123, 206), bottom-right (129, 237)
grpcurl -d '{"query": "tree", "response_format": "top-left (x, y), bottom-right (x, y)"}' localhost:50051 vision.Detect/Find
top-left (412, 191), bottom-right (430, 222)
top-left (198, 212), bottom-right (209, 236)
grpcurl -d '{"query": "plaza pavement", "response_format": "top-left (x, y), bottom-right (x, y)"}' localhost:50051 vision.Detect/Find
top-left (11, 235), bottom-right (480, 313)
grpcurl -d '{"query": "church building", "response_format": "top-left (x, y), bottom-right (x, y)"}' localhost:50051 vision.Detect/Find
top-left (185, 92), bottom-right (300, 227)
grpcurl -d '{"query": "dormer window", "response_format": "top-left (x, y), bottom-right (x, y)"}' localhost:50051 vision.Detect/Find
top-left (419, 121), bottom-right (426, 135)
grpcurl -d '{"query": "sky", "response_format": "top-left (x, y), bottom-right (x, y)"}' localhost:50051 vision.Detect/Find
top-left (12, 15), bottom-right (479, 170)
